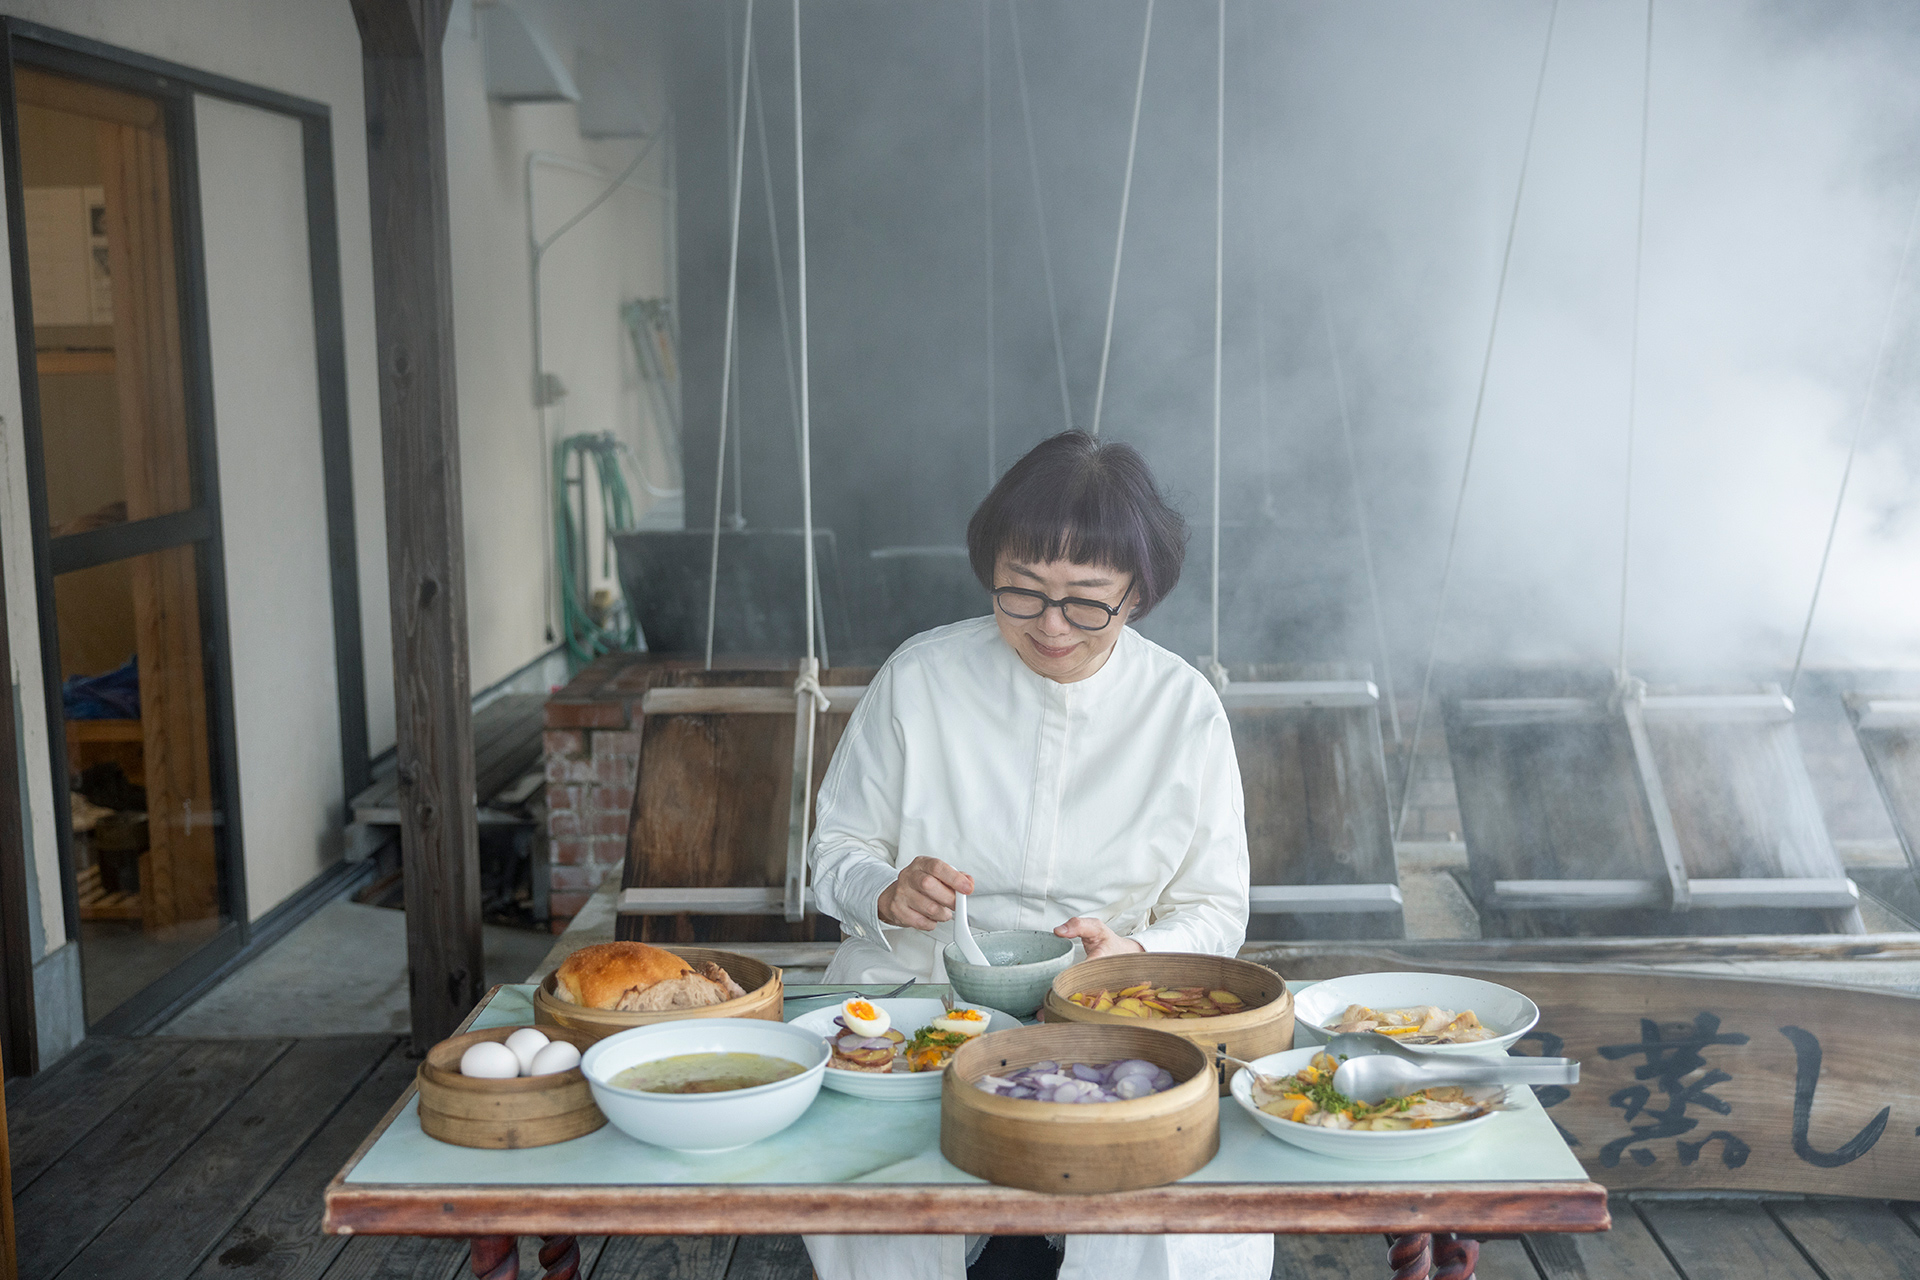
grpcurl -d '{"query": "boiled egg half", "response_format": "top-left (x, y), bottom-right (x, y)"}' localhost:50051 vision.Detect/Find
top-left (930, 1007), bottom-right (990, 1038)
top-left (841, 998), bottom-right (891, 1038)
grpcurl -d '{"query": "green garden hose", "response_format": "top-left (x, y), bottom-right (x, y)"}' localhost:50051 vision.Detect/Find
top-left (553, 432), bottom-right (640, 666)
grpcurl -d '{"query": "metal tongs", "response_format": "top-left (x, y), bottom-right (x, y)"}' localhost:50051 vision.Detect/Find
top-left (1325, 1032), bottom-right (1580, 1104)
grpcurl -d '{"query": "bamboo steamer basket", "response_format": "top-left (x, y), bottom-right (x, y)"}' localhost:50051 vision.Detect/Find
top-left (532, 945), bottom-right (782, 1043)
top-left (417, 1026), bottom-right (605, 1149)
top-left (1043, 953), bottom-right (1293, 1094)
top-left (940, 1024), bottom-right (1218, 1194)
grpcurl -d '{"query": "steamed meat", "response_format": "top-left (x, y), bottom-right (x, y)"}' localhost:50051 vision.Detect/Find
top-left (697, 960), bottom-right (748, 1000)
top-left (612, 961), bottom-right (747, 1011)
top-left (1325, 1002), bottom-right (1492, 1044)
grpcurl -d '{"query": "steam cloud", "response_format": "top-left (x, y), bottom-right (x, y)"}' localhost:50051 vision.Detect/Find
top-left (680, 0), bottom-right (1920, 679)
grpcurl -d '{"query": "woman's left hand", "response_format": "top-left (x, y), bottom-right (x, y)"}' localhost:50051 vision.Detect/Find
top-left (1054, 916), bottom-right (1144, 959)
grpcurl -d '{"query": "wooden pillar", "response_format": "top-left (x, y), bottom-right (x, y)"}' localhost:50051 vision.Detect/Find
top-left (350, 0), bottom-right (484, 1047)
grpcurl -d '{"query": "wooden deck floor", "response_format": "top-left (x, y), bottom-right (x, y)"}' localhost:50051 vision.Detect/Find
top-left (8, 1034), bottom-right (1919, 1280)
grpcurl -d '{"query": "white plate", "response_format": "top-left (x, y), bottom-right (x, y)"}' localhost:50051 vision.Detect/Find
top-left (1291, 972), bottom-right (1539, 1056)
top-left (1230, 1047), bottom-right (1503, 1162)
top-left (786, 998), bottom-right (1020, 1100)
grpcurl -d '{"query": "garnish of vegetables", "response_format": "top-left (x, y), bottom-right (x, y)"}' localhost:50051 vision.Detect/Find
top-left (1252, 1053), bottom-right (1496, 1131)
top-left (904, 1027), bottom-right (970, 1072)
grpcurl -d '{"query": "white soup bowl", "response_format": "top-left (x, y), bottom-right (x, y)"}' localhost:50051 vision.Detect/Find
top-left (1291, 972), bottom-right (1539, 1056)
top-left (580, 1017), bottom-right (828, 1153)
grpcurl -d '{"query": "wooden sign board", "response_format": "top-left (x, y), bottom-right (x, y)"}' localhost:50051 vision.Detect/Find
top-left (1260, 951), bottom-right (1919, 1198)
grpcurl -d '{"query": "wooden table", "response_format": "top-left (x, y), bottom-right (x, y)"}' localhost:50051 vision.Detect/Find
top-left (324, 985), bottom-right (1608, 1280)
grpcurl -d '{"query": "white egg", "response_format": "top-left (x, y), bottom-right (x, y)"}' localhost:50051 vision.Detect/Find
top-left (931, 1009), bottom-right (990, 1038)
top-left (460, 1041), bottom-right (522, 1079)
top-left (528, 1040), bottom-right (582, 1076)
top-left (840, 998), bottom-right (890, 1038)
top-left (504, 1027), bottom-right (551, 1075)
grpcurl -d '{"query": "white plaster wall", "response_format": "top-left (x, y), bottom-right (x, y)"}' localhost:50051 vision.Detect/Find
top-left (441, 0), bottom-right (673, 684)
top-left (195, 95), bottom-right (346, 920)
top-left (0, 128), bottom-right (66, 960)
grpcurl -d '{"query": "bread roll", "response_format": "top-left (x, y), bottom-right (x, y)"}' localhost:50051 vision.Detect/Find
top-left (552, 942), bottom-right (697, 1009)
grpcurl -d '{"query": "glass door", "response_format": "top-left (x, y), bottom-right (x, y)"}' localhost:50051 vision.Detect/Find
top-left (15, 64), bottom-right (237, 1027)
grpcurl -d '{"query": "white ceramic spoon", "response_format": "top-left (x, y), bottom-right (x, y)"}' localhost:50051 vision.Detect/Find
top-left (952, 891), bottom-right (992, 966)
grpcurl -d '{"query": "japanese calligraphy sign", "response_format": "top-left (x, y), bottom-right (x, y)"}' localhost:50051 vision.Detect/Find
top-left (1419, 966), bottom-right (1917, 1197)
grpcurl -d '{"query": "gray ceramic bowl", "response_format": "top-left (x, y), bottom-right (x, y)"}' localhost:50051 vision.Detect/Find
top-left (942, 930), bottom-right (1076, 1018)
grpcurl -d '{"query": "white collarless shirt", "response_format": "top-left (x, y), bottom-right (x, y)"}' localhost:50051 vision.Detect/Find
top-left (808, 616), bottom-right (1251, 983)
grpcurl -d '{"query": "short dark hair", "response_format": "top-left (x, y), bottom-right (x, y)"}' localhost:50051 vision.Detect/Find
top-left (966, 431), bottom-right (1188, 619)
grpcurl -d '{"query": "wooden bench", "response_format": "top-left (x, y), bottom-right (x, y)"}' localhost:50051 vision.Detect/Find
top-left (616, 669), bottom-right (870, 945)
top-left (1842, 694), bottom-right (1920, 927)
top-left (1444, 670), bottom-right (1862, 937)
top-left (1225, 663), bottom-right (1404, 941)
top-left (618, 663), bottom-right (1406, 942)
top-left (347, 692), bottom-right (549, 846)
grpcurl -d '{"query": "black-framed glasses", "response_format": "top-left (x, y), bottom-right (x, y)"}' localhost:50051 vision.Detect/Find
top-left (991, 584), bottom-right (1131, 631)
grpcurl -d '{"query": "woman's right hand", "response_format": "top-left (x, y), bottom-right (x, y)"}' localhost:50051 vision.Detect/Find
top-left (876, 858), bottom-right (976, 931)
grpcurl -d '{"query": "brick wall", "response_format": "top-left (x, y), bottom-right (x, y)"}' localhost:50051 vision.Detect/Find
top-left (539, 654), bottom-right (684, 928)
top-left (542, 726), bottom-right (641, 923)
top-left (539, 653), bottom-right (804, 931)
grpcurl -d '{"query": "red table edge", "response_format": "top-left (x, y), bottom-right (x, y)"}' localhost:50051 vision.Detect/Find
top-left (321, 1176), bottom-right (1610, 1237)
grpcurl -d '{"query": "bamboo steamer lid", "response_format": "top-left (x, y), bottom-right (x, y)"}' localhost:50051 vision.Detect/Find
top-left (940, 1024), bottom-right (1218, 1194)
top-left (532, 945), bottom-right (783, 1043)
top-left (417, 1026), bottom-right (605, 1149)
top-left (1043, 953), bottom-right (1293, 1094)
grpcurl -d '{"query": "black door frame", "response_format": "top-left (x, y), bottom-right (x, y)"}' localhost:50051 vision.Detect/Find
top-left (0, 17), bottom-right (369, 1048)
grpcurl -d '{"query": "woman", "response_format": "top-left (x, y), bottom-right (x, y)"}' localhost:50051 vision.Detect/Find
top-left (805, 432), bottom-right (1269, 1280)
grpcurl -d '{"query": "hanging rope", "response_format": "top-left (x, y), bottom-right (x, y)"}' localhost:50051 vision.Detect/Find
top-left (984, 0), bottom-right (997, 483)
top-left (1394, 0), bottom-right (1561, 840)
top-left (1616, 0), bottom-right (1654, 680)
top-left (793, 0), bottom-right (820, 678)
top-left (783, 0), bottom-right (827, 921)
top-left (722, 4), bottom-right (746, 532)
top-left (1009, 0), bottom-right (1074, 433)
top-left (1206, 0), bottom-right (1226, 692)
top-left (704, 0), bottom-right (756, 671)
top-left (1788, 186), bottom-right (1920, 697)
top-left (1322, 289), bottom-right (1402, 742)
top-left (729, 314), bottom-right (745, 529)
top-left (1090, 0), bottom-right (1155, 438)
top-left (1254, 276), bottom-right (1276, 521)
top-left (751, 30), bottom-right (807, 463)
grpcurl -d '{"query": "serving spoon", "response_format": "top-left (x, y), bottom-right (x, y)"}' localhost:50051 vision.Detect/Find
top-left (1331, 1048), bottom-right (1579, 1105)
top-left (951, 891), bottom-right (992, 966)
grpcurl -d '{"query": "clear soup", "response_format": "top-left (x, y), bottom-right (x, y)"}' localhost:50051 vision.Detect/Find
top-left (611, 1051), bottom-right (805, 1094)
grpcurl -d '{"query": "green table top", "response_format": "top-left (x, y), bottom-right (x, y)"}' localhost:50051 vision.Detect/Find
top-left (342, 982), bottom-right (1586, 1189)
